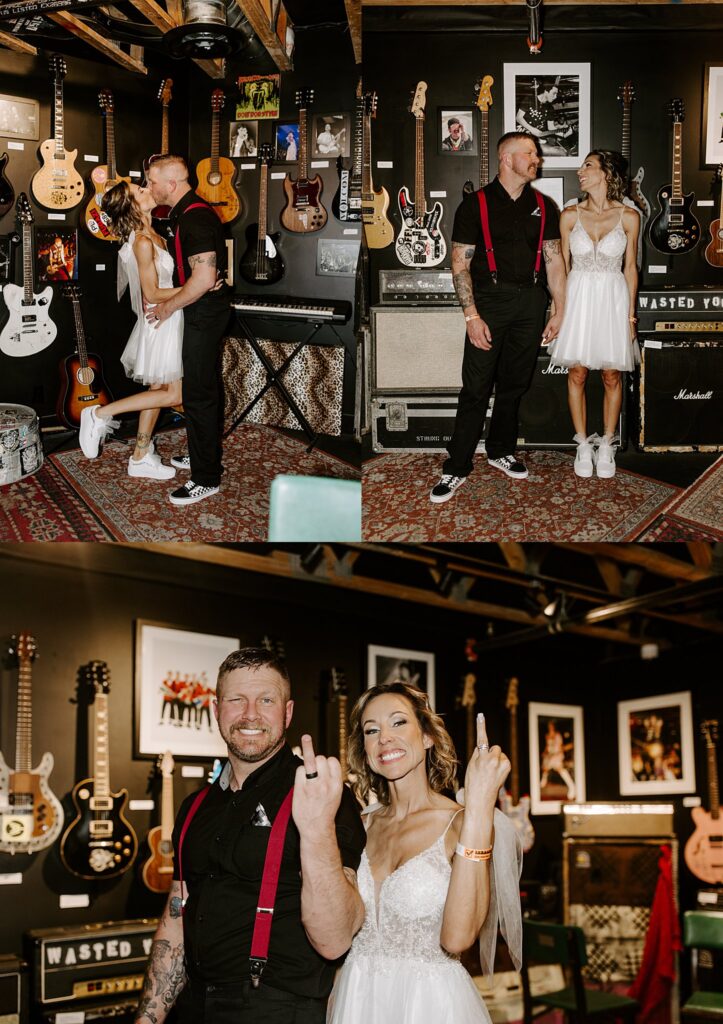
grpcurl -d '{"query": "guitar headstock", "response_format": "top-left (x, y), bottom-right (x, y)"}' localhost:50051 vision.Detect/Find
top-left (158, 750), bottom-right (175, 777)
top-left (505, 677), bottom-right (519, 710)
top-left (363, 92), bottom-right (378, 119)
top-left (262, 635), bottom-right (286, 661)
top-left (295, 88), bottom-right (314, 110)
top-left (258, 142), bottom-right (275, 166)
top-left (49, 53), bottom-right (67, 80)
top-left (86, 659), bottom-right (111, 697)
top-left (63, 282), bottom-right (81, 302)
top-left (16, 192), bottom-right (33, 225)
top-left (702, 720), bottom-right (719, 746)
top-left (159, 78), bottom-right (173, 106)
top-left (331, 667), bottom-right (347, 698)
top-left (667, 98), bottom-right (685, 123)
top-left (475, 75), bottom-right (494, 112)
top-left (410, 81), bottom-right (428, 119)
top-left (211, 88), bottom-right (225, 114)
top-left (618, 81), bottom-right (635, 106)
top-left (98, 89), bottom-right (114, 114)
top-left (9, 631), bottom-right (38, 663)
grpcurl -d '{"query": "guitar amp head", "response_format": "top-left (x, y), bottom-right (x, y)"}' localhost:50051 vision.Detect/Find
top-left (563, 802), bottom-right (674, 837)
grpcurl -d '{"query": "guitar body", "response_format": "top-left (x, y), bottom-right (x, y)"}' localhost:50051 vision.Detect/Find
top-left (684, 806), bottom-right (723, 884)
top-left (705, 218), bottom-right (723, 268)
top-left (363, 186), bottom-right (394, 248)
top-left (141, 825), bottom-right (174, 894)
top-left (280, 175), bottom-right (328, 233)
top-left (195, 157), bottom-right (241, 223)
top-left (60, 777), bottom-right (138, 879)
top-left (395, 186), bottom-right (446, 267)
top-left (238, 225), bottom-right (284, 285)
top-left (630, 166), bottom-right (651, 221)
top-left (649, 186), bottom-right (701, 254)
top-left (498, 790), bottom-right (535, 853)
top-left (83, 167), bottom-right (131, 241)
top-left (0, 282), bottom-right (57, 357)
top-left (31, 142), bottom-right (84, 210)
top-left (0, 750), bottom-right (64, 855)
top-left (57, 351), bottom-right (113, 429)
top-left (332, 162), bottom-right (362, 222)
top-left (0, 154), bottom-right (14, 217)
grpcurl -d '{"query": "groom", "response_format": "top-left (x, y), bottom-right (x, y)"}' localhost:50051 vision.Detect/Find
top-left (146, 155), bottom-right (230, 507)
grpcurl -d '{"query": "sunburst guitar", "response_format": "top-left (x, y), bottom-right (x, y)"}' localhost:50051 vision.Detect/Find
top-left (31, 55), bottom-right (84, 211)
top-left (195, 89), bottom-right (241, 224)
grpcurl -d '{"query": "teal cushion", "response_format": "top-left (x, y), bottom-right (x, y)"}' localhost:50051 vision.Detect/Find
top-left (268, 475), bottom-right (361, 541)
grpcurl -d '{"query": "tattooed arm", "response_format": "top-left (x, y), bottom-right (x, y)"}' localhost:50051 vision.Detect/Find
top-left (134, 881), bottom-right (187, 1024)
top-left (541, 238), bottom-right (566, 343)
top-left (148, 251), bottom-right (221, 327)
top-left (451, 242), bottom-right (492, 351)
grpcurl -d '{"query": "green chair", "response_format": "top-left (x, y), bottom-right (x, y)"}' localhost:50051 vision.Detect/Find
top-left (681, 911), bottom-right (723, 1022)
top-left (268, 474), bottom-right (361, 541)
top-left (521, 920), bottom-right (639, 1024)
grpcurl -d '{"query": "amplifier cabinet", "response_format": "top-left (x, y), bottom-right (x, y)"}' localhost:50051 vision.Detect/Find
top-left (372, 395), bottom-right (482, 454)
top-left (371, 305), bottom-right (465, 393)
top-left (639, 338), bottom-right (723, 451)
top-left (0, 954), bottom-right (28, 1024)
top-left (563, 802), bottom-right (675, 837)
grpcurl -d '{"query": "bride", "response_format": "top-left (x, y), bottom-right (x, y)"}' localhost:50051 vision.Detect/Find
top-left (327, 681), bottom-right (522, 1024)
top-left (78, 180), bottom-right (183, 480)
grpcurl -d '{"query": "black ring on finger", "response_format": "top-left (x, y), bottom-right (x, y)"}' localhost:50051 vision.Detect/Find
top-left (305, 771), bottom-right (319, 780)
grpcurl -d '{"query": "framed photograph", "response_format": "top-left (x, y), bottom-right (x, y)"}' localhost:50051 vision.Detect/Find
top-left (529, 702), bottom-right (585, 815)
top-left (275, 122), bottom-right (299, 163)
top-left (366, 644), bottom-right (436, 708)
top-left (438, 108), bottom-right (477, 156)
top-left (503, 63), bottom-right (591, 169)
top-left (532, 176), bottom-right (564, 210)
top-left (134, 620), bottom-right (239, 760)
top-left (229, 120), bottom-right (258, 158)
top-left (701, 64), bottom-right (723, 167)
top-left (0, 93), bottom-right (39, 140)
top-left (617, 690), bottom-right (696, 795)
top-left (35, 227), bottom-right (78, 283)
top-left (312, 114), bottom-right (350, 159)
top-left (224, 238), bottom-right (234, 287)
top-left (0, 232), bottom-right (19, 284)
top-left (316, 238), bottom-right (360, 277)
top-left (236, 74), bottom-right (281, 120)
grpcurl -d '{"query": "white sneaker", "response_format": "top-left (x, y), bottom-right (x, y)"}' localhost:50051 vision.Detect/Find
top-left (128, 453), bottom-right (176, 480)
top-left (596, 439), bottom-right (617, 478)
top-left (79, 405), bottom-right (113, 459)
top-left (573, 435), bottom-right (594, 478)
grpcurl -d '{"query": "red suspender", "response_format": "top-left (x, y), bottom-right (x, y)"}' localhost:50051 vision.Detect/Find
top-left (477, 187), bottom-right (547, 285)
top-left (177, 784), bottom-right (210, 911)
top-left (174, 202), bottom-right (213, 285)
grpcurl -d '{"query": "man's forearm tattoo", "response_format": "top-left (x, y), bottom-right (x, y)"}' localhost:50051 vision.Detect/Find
top-left (543, 239), bottom-right (561, 264)
top-left (188, 253), bottom-right (217, 268)
top-left (135, 938), bottom-right (187, 1024)
top-left (453, 270), bottom-right (475, 309)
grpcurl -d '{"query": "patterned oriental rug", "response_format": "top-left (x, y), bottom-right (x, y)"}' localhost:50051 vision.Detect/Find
top-left (2, 424), bottom-right (357, 543)
top-left (641, 454), bottom-right (723, 541)
top-left (362, 450), bottom-right (680, 542)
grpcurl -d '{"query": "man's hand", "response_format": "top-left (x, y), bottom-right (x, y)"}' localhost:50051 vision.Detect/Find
top-left (147, 300), bottom-right (173, 329)
top-left (292, 734), bottom-right (343, 838)
top-left (468, 317), bottom-right (493, 351)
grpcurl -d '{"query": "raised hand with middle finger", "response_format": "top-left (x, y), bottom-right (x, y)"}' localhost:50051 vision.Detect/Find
top-left (291, 733), bottom-right (344, 838)
top-left (462, 712), bottom-right (511, 821)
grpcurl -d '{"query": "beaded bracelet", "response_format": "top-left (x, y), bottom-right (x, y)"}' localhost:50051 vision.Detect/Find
top-left (455, 842), bottom-right (493, 861)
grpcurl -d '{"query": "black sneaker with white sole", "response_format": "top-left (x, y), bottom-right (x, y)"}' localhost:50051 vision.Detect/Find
top-left (169, 480), bottom-right (220, 506)
top-left (487, 455), bottom-right (528, 479)
top-left (430, 473), bottom-right (467, 503)
top-left (170, 454), bottom-right (191, 470)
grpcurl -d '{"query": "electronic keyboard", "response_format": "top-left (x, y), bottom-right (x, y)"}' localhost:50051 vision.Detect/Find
top-left (231, 295), bottom-right (352, 324)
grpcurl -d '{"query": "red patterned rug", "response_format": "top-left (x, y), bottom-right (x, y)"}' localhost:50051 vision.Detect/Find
top-left (636, 514), bottom-right (722, 542)
top-left (44, 425), bottom-right (357, 542)
top-left (645, 454), bottom-right (723, 541)
top-left (0, 462), bottom-right (111, 541)
top-left (362, 450), bottom-right (680, 542)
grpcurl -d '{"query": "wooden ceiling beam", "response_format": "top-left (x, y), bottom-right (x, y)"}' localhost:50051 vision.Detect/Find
top-left (0, 29), bottom-right (37, 54)
top-left (124, 0), bottom-right (176, 30)
top-left (165, 0), bottom-right (182, 21)
top-left (49, 12), bottom-right (148, 73)
top-left (595, 556), bottom-right (623, 596)
top-left (231, 0), bottom-right (292, 70)
top-left (362, 0), bottom-right (723, 5)
top-left (687, 542), bottom-right (714, 570)
top-left (498, 543), bottom-right (528, 574)
top-left (554, 543), bottom-right (711, 582)
top-left (193, 57), bottom-right (226, 79)
top-left (344, 0), bottom-right (362, 64)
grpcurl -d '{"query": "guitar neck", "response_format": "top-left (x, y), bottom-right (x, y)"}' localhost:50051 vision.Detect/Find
top-left (15, 656), bottom-right (33, 772)
top-left (352, 100), bottom-right (363, 181)
top-left (93, 693), bottom-right (111, 800)
top-left (106, 111), bottom-right (117, 181)
top-left (22, 221), bottom-right (34, 303)
top-left (161, 105), bottom-right (170, 154)
top-left (210, 109), bottom-right (220, 175)
top-left (298, 108), bottom-right (309, 179)
top-left (71, 297), bottom-right (89, 369)
top-left (510, 703), bottom-right (519, 804)
top-left (258, 163), bottom-right (268, 241)
top-left (672, 122), bottom-right (683, 199)
top-left (338, 695), bottom-right (348, 778)
top-left (362, 113), bottom-right (373, 194)
top-left (54, 74), bottom-right (65, 156)
top-left (160, 772), bottom-right (174, 841)
top-left (480, 109), bottom-right (489, 187)
top-left (621, 103), bottom-right (631, 163)
top-left (708, 742), bottom-right (720, 818)
top-left (415, 116), bottom-right (425, 211)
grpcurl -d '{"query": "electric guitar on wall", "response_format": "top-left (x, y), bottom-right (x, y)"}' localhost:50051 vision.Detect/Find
top-left (56, 284), bottom-right (113, 430)
top-left (0, 632), bottom-right (64, 855)
top-left (31, 55), bottom-right (84, 211)
top-left (141, 751), bottom-right (175, 894)
top-left (649, 99), bottom-right (701, 255)
top-left (705, 165), bottom-right (723, 268)
top-left (463, 75), bottom-right (494, 197)
top-left (280, 88), bottom-right (328, 234)
top-left (332, 79), bottom-right (363, 223)
top-left (498, 678), bottom-right (535, 853)
top-left (684, 720), bottom-right (723, 885)
top-left (331, 668), bottom-right (349, 780)
top-left (0, 153), bottom-right (15, 218)
top-left (0, 193), bottom-right (57, 358)
top-left (361, 91), bottom-right (393, 249)
top-left (149, 78), bottom-right (173, 222)
top-left (617, 81), bottom-right (651, 226)
top-left (395, 82), bottom-right (446, 267)
top-left (60, 661), bottom-right (138, 879)
top-left (238, 143), bottom-right (284, 285)
top-left (83, 90), bottom-right (130, 242)
top-left (195, 89), bottom-right (241, 224)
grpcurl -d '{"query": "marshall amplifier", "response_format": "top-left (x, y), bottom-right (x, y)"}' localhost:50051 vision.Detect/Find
top-left (639, 339), bottom-right (722, 451)
top-left (563, 802), bottom-right (675, 837)
top-left (637, 287), bottom-right (723, 332)
top-left (378, 270), bottom-right (457, 305)
top-left (0, 954), bottom-right (28, 1024)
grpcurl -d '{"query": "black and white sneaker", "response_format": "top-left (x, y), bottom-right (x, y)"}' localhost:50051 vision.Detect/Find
top-left (487, 455), bottom-right (529, 480)
top-left (170, 454), bottom-right (191, 470)
top-left (169, 480), bottom-right (219, 506)
top-left (430, 474), bottom-right (467, 504)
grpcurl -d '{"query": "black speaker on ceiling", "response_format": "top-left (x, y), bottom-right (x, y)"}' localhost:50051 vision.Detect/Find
top-left (639, 338), bottom-right (723, 450)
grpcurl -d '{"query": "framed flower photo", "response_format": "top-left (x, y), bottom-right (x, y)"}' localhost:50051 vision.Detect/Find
top-left (529, 701), bottom-right (585, 815)
top-left (617, 690), bottom-right (696, 795)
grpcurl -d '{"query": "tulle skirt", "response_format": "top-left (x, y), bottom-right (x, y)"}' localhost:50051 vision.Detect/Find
top-left (547, 269), bottom-right (640, 371)
top-left (120, 308), bottom-right (184, 386)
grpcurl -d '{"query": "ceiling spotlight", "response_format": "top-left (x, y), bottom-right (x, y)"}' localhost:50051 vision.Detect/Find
top-left (165, 0), bottom-right (247, 59)
top-left (640, 643), bottom-right (659, 660)
top-left (526, 0), bottom-right (543, 54)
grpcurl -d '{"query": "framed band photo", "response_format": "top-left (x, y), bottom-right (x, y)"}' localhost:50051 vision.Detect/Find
top-left (134, 620), bottom-right (239, 760)
top-left (366, 644), bottom-right (435, 708)
top-left (503, 63), bottom-right (591, 170)
top-left (617, 690), bottom-right (696, 795)
top-left (529, 701), bottom-right (585, 815)
top-left (701, 64), bottom-right (723, 167)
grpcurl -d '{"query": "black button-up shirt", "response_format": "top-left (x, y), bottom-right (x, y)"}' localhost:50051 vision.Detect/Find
top-left (172, 744), bottom-right (366, 998)
top-left (452, 177), bottom-right (561, 290)
top-left (167, 189), bottom-right (228, 298)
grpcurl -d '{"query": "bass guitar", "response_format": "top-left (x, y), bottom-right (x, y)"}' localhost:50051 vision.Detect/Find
top-left (684, 720), bottom-right (723, 885)
top-left (498, 678), bottom-right (535, 852)
top-left (280, 88), bottom-right (328, 234)
top-left (31, 55), bottom-right (84, 211)
top-left (618, 81), bottom-right (651, 227)
top-left (60, 660), bottom-right (138, 879)
top-left (395, 81), bottom-right (446, 267)
top-left (463, 75), bottom-right (494, 197)
top-left (150, 78), bottom-right (173, 222)
top-left (649, 99), bottom-right (701, 255)
top-left (0, 152), bottom-right (14, 218)
top-left (705, 165), bottom-right (723, 268)
top-left (195, 89), bottom-right (241, 224)
top-left (238, 143), bottom-right (284, 285)
top-left (332, 79), bottom-right (363, 223)
top-left (0, 193), bottom-right (57, 358)
top-left (0, 632), bottom-right (64, 855)
top-left (84, 90), bottom-right (130, 242)
top-left (361, 91), bottom-right (393, 249)
top-left (56, 283), bottom-right (113, 430)
top-left (141, 751), bottom-right (175, 894)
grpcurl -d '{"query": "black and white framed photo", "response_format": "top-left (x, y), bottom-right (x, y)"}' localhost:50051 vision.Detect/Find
top-left (312, 114), bottom-right (350, 159)
top-left (617, 690), bottom-right (696, 795)
top-left (229, 120), bottom-right (258, 158)
top-left (316, 238), bottom-right (360, 277)
top-left (701, 64), bottom-right (723, 167)
top-left (134, 620), bottom-right (239, 759)
top-left (0, 93), bottom-right (39, 140)
top-left (275, 122), bottom-right (299, 162)
top-left (529, 701), bottom-right (585, 814)
top-left (366, 644), bottom-right (436, 708)
top-left (503, 63), bottom-right (591, 170)
top-left (438, 108), bottom-right (477, 155)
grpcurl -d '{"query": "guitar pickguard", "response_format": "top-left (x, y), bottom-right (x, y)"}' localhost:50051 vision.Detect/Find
top-left (630, 166), bottom-right (651, 221)
top-left (395, 189), bottom-right (446, 267)
top-left (0, 751), bottom-right (64, 855)
top-left (649, 187), bottom-right (701, 255)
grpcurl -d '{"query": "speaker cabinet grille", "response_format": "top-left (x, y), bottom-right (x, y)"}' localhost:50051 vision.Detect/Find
top-left (640, 339), bottom-right (723, 450)
top-left (371, 306), bottom-right (465, 392)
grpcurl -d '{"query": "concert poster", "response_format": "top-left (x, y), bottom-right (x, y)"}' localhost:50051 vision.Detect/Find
top-left (236, 74), bottom-right (281, 120)
top-left (35, 227), bottom-right (78, 283)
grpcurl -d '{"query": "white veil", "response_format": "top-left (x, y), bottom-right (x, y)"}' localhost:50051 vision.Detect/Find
top-left (477, 808), bottom-right (524, 974)
top-left (116, 231), bottom-right (143, 316)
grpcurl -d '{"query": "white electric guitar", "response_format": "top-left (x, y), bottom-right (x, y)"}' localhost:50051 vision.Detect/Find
top-left (498, 678), bottom-right (535, 853)
top-left (0, 193), bottom-right (57, 358)
top-left (395, 81), bottom-right (446, 267)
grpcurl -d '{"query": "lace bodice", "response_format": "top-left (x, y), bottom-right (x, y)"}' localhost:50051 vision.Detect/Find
top-left (569, 208), bottom-right (627, 274)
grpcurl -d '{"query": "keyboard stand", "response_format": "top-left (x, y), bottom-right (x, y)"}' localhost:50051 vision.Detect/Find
top-left (225, 313), bottom-right (321, 452)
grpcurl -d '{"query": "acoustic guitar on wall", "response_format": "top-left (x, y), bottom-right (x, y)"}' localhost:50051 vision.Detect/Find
top-left (31, 55), bottom-right (84, 211)
top-left (280, 88), bottom-right (328, 234)
top-left (684, 720), bottom-right (723, 885)
top-left (56, 284), bottom-right (113, 430)
top-left (195, 89), bottom-right (241, 224)
top-left (141, 751), bottom-right (175, 894)
top-left (83, 90), bottom-right (130, 242)
top-left (705, 165), bottom-right (723, 268)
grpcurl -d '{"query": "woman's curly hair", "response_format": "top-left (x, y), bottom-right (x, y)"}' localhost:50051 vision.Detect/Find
top-left (99, 180), bottom-right (144, 243)
top-left (348, 681), bottom-right (459, 807)
top-left (582, 149), bottom-right (629, 203)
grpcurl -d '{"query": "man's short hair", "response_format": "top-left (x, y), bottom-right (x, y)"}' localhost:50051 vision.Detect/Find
top-left (147, 154), bottom-right (189, 178)
top-left (448, 117), bottom-right (461, 128)
top-left (216, 646), bottom-right (291, 699)
top-left (497, 131), bottom-right (538, 157)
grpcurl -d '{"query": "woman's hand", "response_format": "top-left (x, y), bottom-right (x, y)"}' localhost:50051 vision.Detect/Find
top-left (462, 714), bottom-right (511, 820)
top-left (292, 734), bottom-right (343, 838)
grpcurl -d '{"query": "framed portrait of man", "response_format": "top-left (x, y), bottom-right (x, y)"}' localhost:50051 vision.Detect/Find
top-left (617, 690), bottom-right (695, 795)
top-left (503, 63), bottom-right (591, 170)
top-left (438, 109), bottom-right (477, 156)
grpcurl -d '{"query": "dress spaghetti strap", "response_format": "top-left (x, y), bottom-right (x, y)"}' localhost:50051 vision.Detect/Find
top-left (441, 807), bottom-right (463, 839)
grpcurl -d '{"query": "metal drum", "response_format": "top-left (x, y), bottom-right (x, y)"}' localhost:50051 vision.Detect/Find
top-left (0, 404), bottom-right (43, 486)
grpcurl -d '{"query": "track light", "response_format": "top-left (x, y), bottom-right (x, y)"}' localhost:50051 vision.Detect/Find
top-left (526, 0), bottom-right (543, 54)
top-left (164, 0), bottom-right (247, 59)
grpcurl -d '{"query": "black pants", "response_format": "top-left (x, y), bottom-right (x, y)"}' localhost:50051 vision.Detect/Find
top-left (443, 283), bottom-right (548, 477)
top-left (182, 297), bottom-right (231, 488)
top-left (178, 979), bottom-right (326, 1024)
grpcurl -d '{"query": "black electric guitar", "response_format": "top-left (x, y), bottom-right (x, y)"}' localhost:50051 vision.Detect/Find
top-left (60, 661), bottom-right (138, 880)
top-left (649, 99), bottom-right (700, 255)
top-left (463, 75), bottom-right (494, 197)
top-left (332, 79), bottom-right (363, 222)
top-left (57, 284), bottom-right (113, 429)
top-left (618, 81), bottom-right (651, 226)
top-left (238, 144), bottom-right (284, 285)
top-left (0, 153), bottom-right (14, 218)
